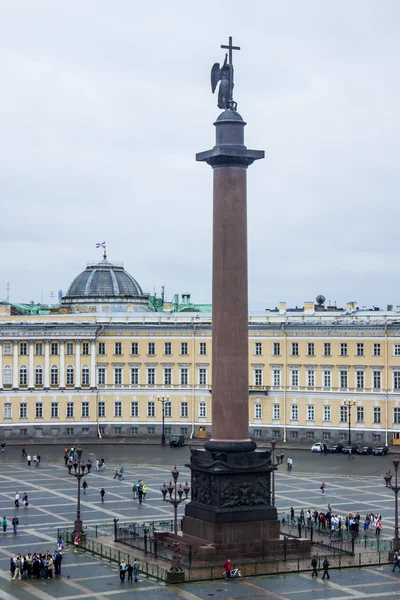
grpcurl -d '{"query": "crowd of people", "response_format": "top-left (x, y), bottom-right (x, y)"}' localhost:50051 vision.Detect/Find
top-left (283, 506), bottom-right (383, 536)
top-left (9, 539), bottom-right (64, 581)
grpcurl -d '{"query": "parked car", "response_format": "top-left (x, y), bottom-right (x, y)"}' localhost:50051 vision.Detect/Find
top-left (327, 443), bottom-right (343, 453)
top-left (311, 442), bottom-right (324, 453)
top-left (373, 446), bottom-right (389, 455)
top-left (357, 445), bottom-right (373, 455)
top-left (170, 435), bottom-right (185, 447)
top-left (342, 444), bottom-right (359, 454)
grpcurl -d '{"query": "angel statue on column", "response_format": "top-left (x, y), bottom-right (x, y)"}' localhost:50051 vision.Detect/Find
top-left (211, 53), bottom-right (236, 111)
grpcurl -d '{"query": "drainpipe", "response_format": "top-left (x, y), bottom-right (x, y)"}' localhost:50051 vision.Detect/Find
top-left (385, 322), bottom-right (389, 447)
top-left (95, 324), bottom-right (105, 439)
top-left (190, 321), bottom-right (197, 439)
top-left (282, 323), bottom-right (287, 443)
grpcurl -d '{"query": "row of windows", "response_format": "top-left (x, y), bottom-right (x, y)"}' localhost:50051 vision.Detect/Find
top-left (261, 368), bottom-right (397, 390)
top-left (8, 340), bottom-right (400, 359)
top-left (1, 341), bottom-right (203, 357)
top-left (257, 341), bottom-right (400, 357)
top-left (2, 365), bottom-right (206, 387)
top-left (2, 365), bottom-right (91, 386)
top-left (267, 403), bottom-right (383, 424)
top-left (3, 400), bottom-right (205, 419)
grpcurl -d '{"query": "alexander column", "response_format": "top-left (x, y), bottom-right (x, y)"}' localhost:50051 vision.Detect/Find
top-left (183, 38), bottom-right (280, 560)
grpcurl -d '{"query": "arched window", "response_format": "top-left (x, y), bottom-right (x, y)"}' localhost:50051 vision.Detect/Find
top-left (82, 365), bottom-right (90, 386)
top-left (19, 365), bottom-right (27, 386)
top-left (3, 365), bottom-right (12, 386)
top-left (35, 366), bottom-right (43, 386)
top-left (66, 365), bottom-right (74, 386)
top-left (50, 365), bottom-right (58, 386)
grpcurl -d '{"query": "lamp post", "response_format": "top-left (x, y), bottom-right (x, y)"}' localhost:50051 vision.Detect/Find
top-left (343, 399), bottom-right (356, 445)
top-left (157, 394), bottom-right (169, 446)
top-left (66, 445), bottom-right (92, 538)
top-left (384, 456), bottom-right (400, 552)
top-left (161, 466), bottom-right (190, 571)
top-left (271, 439), bottom-right (276, 507)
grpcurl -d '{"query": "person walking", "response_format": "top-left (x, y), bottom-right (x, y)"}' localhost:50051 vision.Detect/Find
top-left (22, 446), bottom-right (27, 458)
top-left (290, 507), bottom-right (295, 524)
top-left (392, 550), bottom-right (400, 572)
top-left (311, 555), bottom-right (318, 577)
top-left (37, 454), bottom-right (41, 467)
top-left (133, 558), bottom-right (139, 582)
top-left (138, 485), bottom-right (143, 505)
top-left (14, 492), bottom-right (20, 508)
top-left (224, 558), bottom-right (232, 582)
top-left (12, 517), bottom-right (18, 534)
top-left (132, 485), bottom-right (137, 500)
top-left (100, 488), bottom-right (105, 503)
top-left (13, 555), bottom-right (22, 580)
top-left (23, 492), bottom-right (28, 507)
top-left (82, 480), bottom-right (88, 494)
top-left (142, 484), bottom-right (147, 499)
top-left (320, 482), bottom-right (326, 495)
top-left (1, 441), bottom-right (5, 452)
top-left (73, 535), bottom-right (80, 553)
top-left (27, 454), bottom-right (31, 467)
top-left (54, 549), bottom-right (63, 575)
top-left (127, 563), bottom-right (133, 582)
top-left (33, 455), bottom-right (37, 467)
top-left (322, 557), bottom-right (330, 579)
top-left (119, 560), bottom-right (127, 582)
top-left (348, 447), bottom-right (354, 460)
top-left (2, 516), bottom-right (8, 533)
top-left (119, 465), bottom-right (125, 481)
top-left (113, 466), bottom-right (120, 480)
top-left (375, 519), bottom-right (382, 536)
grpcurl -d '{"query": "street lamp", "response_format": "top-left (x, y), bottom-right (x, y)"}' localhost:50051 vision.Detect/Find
top-left (161, 466), bottom-right (190, 571)
top-left (271, 439), bottom-right (277, 507)
top-left (66, 446), bottom-right (92, 538)
top-left (343, 399), bottom-right (356, 445)
top-left (384, 456), bottom-right (400, 552)
top-left (157, 394), bottom-right (169, 446)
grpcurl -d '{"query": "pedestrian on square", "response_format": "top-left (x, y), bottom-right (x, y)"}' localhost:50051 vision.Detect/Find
top-left (22, 446), bottom-right (27, 458)
top-left (392, 551), bottom-right (400, 572)
top-left (133, 558), bottom-right (139, 582)
top-left (57, 537), bottom-right (64, 552)
top-left (100, 488), bottom-right (105, 502)
top-left (132, 485), bottom-right (137, 500)
top-left (322, 557), bottom-right (330, 579)
top-left (12, 517), bottom-right (18, 534)
top-left (37, 454), bottom-right (41, 467)
top-left (54, 549), bottom-right (63, 575)
top-left (13, 555), bottom-right (22, 580)
top-left (10, 554), bottom-right (16, 579)
top-left (290, 507), bottom-right (295, 524)
top-left (114, 466), bottom-right (120, 480)
top-left (14, 492), bottom-right (20, 508)
top-left (127, 563), bottom-right (133, 582)
top-left (1, 441), bottom-right (5, 452)
top-left (320, 482), bottom-right (326, 495)
top-left (119, 465), bottom-right (125, 481)
top-left (27, 455), bottom-right (31, 466)
top-left (311, 555), bottom-right (318, 577)
top-left (375, 519), bottom-right (382, 536)
top-left (138, 485), bottom-right (143, 504)
top-left (82, 480), bottom-right (88, 494)
top-left (142, 484), bottom-right (148, 499)
top-left (2, 516), bottom-right (8, 533)
top-left (281, 511), bottom-right (287, 525)
top-left (224, 558), bottom-right (232, 581)
top-left (73, 535), bottom-right (80, 553)
top-left (33, 455), bottom-right (37, 467)
top-left (348, 447), bottom-right (354, 460)
top-left (119, 560), bottom-right (127, 582)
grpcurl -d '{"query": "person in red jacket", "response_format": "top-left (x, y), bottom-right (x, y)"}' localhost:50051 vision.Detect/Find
top-left (224, 559), bottom-right (232, 581)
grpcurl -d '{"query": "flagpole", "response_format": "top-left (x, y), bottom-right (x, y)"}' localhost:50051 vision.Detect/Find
top-left (103, 242), bottom-right (107, 260)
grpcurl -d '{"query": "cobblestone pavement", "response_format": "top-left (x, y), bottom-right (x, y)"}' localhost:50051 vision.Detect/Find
top-left (0, 455), bottom-right (398, 599)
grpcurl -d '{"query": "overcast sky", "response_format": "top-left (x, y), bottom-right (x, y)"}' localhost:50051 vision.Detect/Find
top-left (1, 1), bottom-right (399, 311)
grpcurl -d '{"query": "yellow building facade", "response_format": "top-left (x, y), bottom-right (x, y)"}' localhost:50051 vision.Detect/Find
top-left (1, 260), bottom-right (400, 445)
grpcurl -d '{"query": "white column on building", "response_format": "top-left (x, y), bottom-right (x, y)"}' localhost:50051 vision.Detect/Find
top-left (90, 340), bottom-right (96, 388)
top-left (60, 341), bottom-right (65, 389)
top-left (0, 341), bottom-right (3, 389)
top-left (12, 341), bottom-right (18, 389)
top-left (44, 341), bottom-right (50, 389)
top-left (28, 341), bottom-right (34, 389)
top-left (75, 340), bottom-right (81, 388)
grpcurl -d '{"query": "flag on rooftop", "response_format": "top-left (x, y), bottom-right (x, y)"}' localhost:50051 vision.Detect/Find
top-left (96, 242), bottom-right (106, 248)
